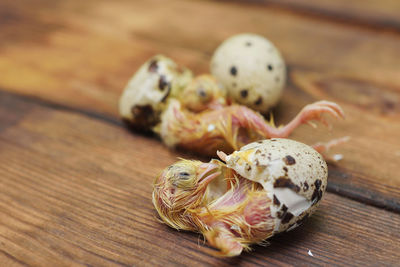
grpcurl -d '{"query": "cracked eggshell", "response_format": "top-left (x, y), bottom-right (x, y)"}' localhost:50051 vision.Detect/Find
top-left (119, 55), bottom-right (192, 129)
top-left (224, 138), bottom-right (327, 233)
top-left (211, 33), bottom-right (286, 113)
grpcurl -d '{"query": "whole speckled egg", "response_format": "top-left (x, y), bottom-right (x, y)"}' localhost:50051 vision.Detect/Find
top-left (211, 33), bottom-right (286, 113)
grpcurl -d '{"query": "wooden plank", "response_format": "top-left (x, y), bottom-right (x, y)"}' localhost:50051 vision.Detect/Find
top-left (0, 92), bottom-right (399, 266)
top-left (230, 0), bottom-right (400, 32)
top-left (1, 0), bottom-right (400, 113)
top-left (0, 0), bottom-right (400, 209)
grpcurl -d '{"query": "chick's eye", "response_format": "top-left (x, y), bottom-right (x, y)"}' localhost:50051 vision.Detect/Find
top-left (179, 172), bottom-right (190, 179)
top-left (197, 88), bottom-right (207, 98)
top-left (173, 170), bottom-right (196, 189)
top-left (197, 87), bottom-right (211, 102)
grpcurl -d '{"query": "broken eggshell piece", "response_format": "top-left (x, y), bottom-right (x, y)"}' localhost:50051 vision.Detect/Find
top-left (223, 138), bottom-right (327, 233)
top-left (119, 55), bottom-right (193, 130)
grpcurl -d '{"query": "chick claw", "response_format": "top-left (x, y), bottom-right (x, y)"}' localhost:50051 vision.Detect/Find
top-left (312, 136), bottom-right (351, 161)
top-left (298, 101), bottom-right (345, 128)
top-left (204, 226), bottom-right (243, 257)
top-left (272, 100), bottom-right (345, 138)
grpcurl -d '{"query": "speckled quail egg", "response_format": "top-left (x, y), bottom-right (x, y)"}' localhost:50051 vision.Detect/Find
top-left (211, 33), bottom-right (286, 113)
top-left (119, 55), bottom-right (192, 130)
top-left (223, 138), bottom-right (327, 233)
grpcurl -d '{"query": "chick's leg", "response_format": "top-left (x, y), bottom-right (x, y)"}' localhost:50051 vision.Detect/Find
top-left (208, 101), bottom-right (344, 141)
top-left (272, 101), bottom-right (345, 138)
top-left (207, 105), bottom-right (281, 141)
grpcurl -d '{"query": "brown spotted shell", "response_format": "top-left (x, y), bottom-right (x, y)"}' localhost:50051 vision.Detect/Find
top-left (119, 55), bottom-right (192, 130)
top-left (224, 138), bottom-right (327, 233)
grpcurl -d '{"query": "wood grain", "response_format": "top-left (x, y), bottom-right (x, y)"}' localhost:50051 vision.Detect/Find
top-left (0, 0), bottom-right (399, 210)
top-left (230, 0), bottom-right (400, 32)
top-left (0, 91), bottom-right (399, 266)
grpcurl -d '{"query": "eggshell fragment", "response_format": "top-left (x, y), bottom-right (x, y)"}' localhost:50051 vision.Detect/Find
top-left (224, 138), bottom-right (327, 233)
top-left (211, 33), bottom-right (286, 113)
top-left (119, 55), bottom-right (192, 129)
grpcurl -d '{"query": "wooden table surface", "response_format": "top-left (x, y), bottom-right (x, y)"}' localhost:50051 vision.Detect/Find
top-left (1, 0), bottom-right (400, 266)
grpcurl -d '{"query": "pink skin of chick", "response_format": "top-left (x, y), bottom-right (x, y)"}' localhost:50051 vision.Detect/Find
top-left (158, 97), bottom-right (345, 156)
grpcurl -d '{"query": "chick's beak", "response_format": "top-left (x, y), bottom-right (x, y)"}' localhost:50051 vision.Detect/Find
top-left (197, 163), bottom-right (221, 189)
top-left (207, 97), bottom-right (227, 110)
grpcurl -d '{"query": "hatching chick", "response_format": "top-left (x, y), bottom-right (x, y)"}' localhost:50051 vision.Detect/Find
top-left (156, 97), bottom-right (344, 156)
top-left (153, 139), bottom-right (330, 257)
top-left (153, 159), bottom-right (273, 256)
top-left (178, 74), bottom-right (227, 112)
